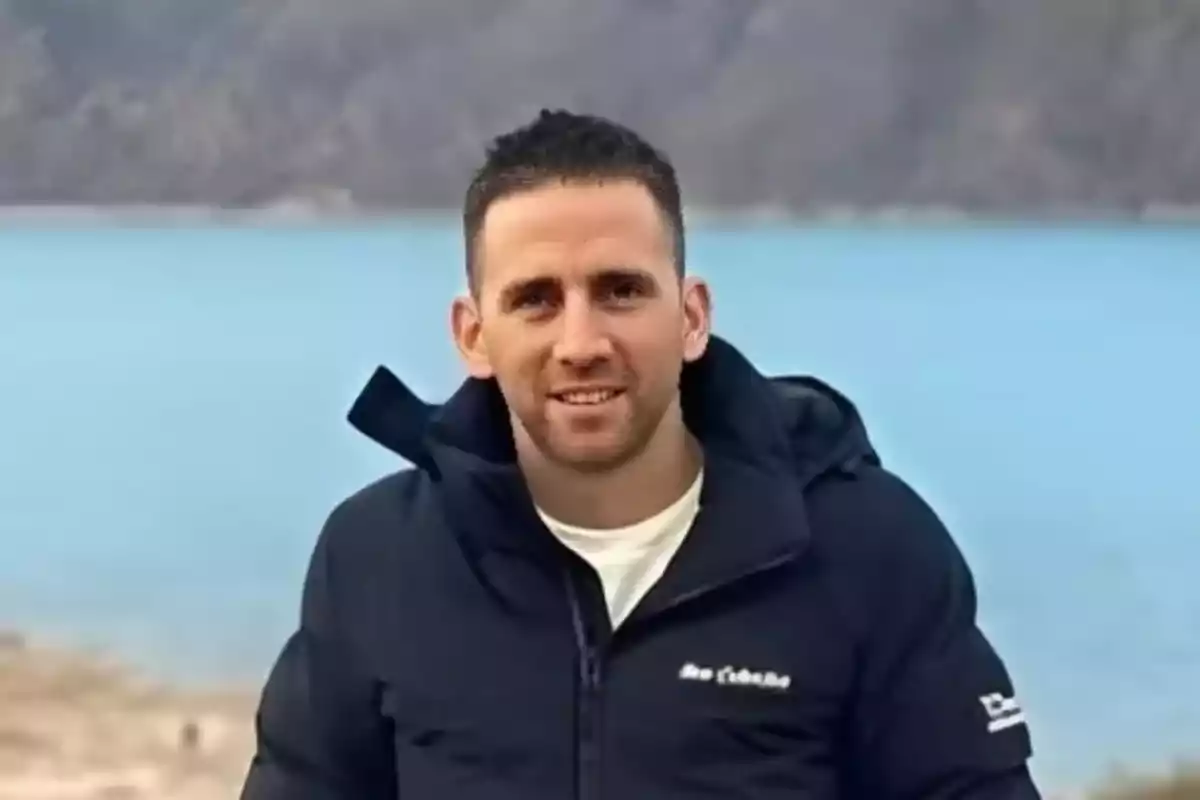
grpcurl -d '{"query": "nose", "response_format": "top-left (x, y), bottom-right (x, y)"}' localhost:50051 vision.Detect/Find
top-left (551, 295), bottom-right (614, 367)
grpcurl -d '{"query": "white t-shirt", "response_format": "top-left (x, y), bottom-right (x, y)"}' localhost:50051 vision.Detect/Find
top-left (536, 470), bottom-right (704, 629)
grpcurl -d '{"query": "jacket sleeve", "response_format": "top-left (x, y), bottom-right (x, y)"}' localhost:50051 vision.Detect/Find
top-left (842, 469), bottom-right (1041, 800)
top-left (240, 503), bottom-right (398, 800)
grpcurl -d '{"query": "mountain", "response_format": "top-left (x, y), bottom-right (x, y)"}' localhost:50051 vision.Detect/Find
top-left (2, 0), bottom-right (1199, 213)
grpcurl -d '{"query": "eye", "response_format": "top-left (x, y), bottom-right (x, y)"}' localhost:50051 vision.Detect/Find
top-left (513, 291), bottom-right (547, 309)
top-left (509, 281), bottom-right (559, 314)
top-left (608, 279), bottom-right (643, 302)
top-left (596, 271), bottom-right (653, 307)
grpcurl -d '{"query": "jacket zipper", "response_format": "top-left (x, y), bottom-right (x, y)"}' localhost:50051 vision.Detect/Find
top-left (565, 549), bottom-right (801, 799)
top-left (566, 571), bottom-right (603, 800)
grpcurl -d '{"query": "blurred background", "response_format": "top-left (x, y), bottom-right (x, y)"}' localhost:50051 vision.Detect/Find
top-left (1, 1), bottom-right (1198, 798)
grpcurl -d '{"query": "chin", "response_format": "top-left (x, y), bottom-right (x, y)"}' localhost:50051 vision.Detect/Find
top-left (548, 441), bottom-right (633, 473)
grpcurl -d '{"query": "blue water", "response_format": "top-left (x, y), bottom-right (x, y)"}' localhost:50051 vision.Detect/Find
top-left (1, 220), bottom-right (1197, 793)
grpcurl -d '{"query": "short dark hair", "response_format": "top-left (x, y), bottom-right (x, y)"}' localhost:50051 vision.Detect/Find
top-left (463, 109), bottom-right (685, 286)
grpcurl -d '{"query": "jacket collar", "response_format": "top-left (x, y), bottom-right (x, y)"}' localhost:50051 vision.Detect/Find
top-left (347, 335), bottom-right (879, 580)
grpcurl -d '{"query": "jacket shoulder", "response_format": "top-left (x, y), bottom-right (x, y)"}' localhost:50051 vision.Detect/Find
top-left (807, 465), bottom-right (962, 559)
top-left (326, 468), bottom-right (429, 536)
top-left (312, 467), bottom-right (442, 589)
top-left (804, 464), bottom-right (980, 640)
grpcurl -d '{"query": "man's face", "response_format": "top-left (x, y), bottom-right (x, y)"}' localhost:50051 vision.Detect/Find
top-left (452, 179), bottom-right (710, 473)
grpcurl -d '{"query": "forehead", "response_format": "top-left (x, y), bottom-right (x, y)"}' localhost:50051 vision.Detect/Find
top-left (473, 179), bottom-right (674, 290)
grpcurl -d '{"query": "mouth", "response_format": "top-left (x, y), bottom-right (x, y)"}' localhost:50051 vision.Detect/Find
top-left (549, 388), bottom-right (626, 406)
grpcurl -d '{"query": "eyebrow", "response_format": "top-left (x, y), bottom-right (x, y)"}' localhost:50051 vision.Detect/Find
top-left (591, 267), bottom-right (657, 290)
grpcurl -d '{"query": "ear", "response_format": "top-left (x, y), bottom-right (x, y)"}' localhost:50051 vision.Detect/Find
top-left (450, 295), bottom-right (494, 379)
top-left (680, 276), bottom-right (712, 363)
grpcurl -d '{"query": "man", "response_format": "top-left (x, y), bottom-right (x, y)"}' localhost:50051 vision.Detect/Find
top-left (240, 109), bottom-right (1041, 799)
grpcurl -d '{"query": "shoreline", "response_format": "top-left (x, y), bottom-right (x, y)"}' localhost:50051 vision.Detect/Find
top-left (2, 631), bottom-right (1195, 799)
top-left (1, 202), bottom-right (1200, 227)
top-left (0, 632), bottom-right (256, 800)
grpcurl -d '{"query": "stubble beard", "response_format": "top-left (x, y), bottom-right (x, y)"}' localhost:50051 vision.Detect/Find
top-left (523, 392), bottom-right (670, 476)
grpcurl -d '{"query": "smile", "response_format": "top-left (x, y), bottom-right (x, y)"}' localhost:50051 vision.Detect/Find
top-left (551, 388), bottom-right (624, 406)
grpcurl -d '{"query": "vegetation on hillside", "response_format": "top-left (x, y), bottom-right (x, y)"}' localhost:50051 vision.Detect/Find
top-left (2, 0), bottom-right (1200, 212)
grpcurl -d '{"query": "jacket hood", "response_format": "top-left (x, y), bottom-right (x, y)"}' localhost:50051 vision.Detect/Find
top-left (346, 335), bottom-right (880, 485)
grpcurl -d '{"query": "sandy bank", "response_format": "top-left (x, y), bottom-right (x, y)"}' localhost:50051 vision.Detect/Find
top-left (0, 632), bottom-right (255, 800)
top-left (2, 631), bottom-right (1195, 799)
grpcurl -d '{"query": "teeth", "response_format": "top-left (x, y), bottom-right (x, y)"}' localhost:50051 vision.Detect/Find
top-left (559, 390), bottom-right (616, 405)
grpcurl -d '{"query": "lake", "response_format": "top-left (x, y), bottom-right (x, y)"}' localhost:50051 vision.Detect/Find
top-left (1, 219), bottom-right (1197, 793)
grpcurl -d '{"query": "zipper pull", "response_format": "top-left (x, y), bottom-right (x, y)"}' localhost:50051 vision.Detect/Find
top-left (581, 646), bottom-right (601, 689)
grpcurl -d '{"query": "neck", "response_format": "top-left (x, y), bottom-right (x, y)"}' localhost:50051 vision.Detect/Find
top-left (517, 404), bottom-right (703, 529)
